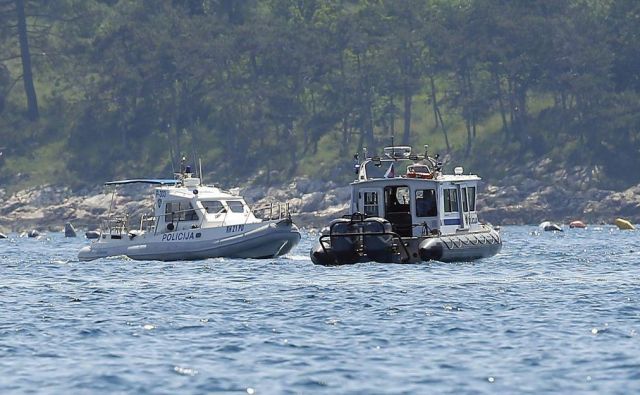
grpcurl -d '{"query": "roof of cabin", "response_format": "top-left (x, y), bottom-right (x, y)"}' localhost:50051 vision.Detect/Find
top-left (105, 179), bottom-right (179, 186)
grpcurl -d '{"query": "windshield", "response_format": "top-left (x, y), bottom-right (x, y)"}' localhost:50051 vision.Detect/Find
top-left (364, 160), bottom-right (411, 178)
top-left (226, 201), bottom-right (246, 213)
top-left (202, 200), bottom-right (226, 214)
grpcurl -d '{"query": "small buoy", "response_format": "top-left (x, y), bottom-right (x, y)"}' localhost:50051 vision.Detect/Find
top-left (85, 230), bottom-right (101, 239)
top-left (569, 220), bottom-right (586, 229)
top-left (614, 218), bottom-right (635, 230)
top-left (64, 222), bottom-right (77, 237)
top-left (27, 230), bottom-right (40, 238)
top-left (539, 221), bottom-right (563, 232)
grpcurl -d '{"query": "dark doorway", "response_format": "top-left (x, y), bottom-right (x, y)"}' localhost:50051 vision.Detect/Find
top-left (384, 186), bottom-right (412, 237)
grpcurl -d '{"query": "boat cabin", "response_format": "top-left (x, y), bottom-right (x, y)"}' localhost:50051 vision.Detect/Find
top-left (153, 177), bottom-right (256, 233)
top-left (103, 176), bottom-right (258, 236)
top-left (350, 146), bottom-right (481, 237)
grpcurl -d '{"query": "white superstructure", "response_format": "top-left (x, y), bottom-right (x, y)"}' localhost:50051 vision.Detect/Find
top-left (79, 168), bottom-right (300, 261)
top-left (351, 145), bottom-right (483, 237)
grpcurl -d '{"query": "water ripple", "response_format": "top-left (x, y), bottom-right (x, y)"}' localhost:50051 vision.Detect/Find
top-left (1, 227), bottom-right (640, 393)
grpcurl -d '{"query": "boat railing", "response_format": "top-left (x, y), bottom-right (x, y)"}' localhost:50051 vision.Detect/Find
top-left (139, 214), bottom-right (157, 233)
top-left (252, 202), bottom-right (292, 221)
top-left (417, 222), bottom-right (440, 236)
top-left (101, 215), bottom-right (129, 235)
top-left (340, 214), bottom-right (439, 237)
top-left (151, 208), bottom-right (205, 234)
top-left (104, 207), bottom-right (205, 236)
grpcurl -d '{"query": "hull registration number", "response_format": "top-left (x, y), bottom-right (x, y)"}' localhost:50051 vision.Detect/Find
top-left (226, 225), bottom-right (244, 233)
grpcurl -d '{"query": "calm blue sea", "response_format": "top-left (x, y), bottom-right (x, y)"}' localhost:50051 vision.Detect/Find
top-left (1, 226), bottom-right (640, 394)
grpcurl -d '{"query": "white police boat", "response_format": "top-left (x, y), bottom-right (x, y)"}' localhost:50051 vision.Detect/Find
top-left (311, 145), bottom-right (501, 265)
top-left (78, 166), bottom-right (300, 261)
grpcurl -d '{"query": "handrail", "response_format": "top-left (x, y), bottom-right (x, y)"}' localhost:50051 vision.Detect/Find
top-left (104, 206), bottom-right (202, 235)
top-left (252, 201), bottom-right (292, 221)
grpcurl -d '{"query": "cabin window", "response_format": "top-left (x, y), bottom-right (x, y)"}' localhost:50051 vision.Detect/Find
top-left (462, 187), bottom-right (469, 212)
top-left (165, 201), bottom-right (198, 222)
top-left (385, 186), bottom-right (410, 213)
top-left (443, 189), bottom-right (459, 213)
top-left (165, 202), bottom-right (173, 223)
top-left (183, 202), bottom-right (198, 221)
top-left (363, 192), bottom-right (379, 216)
top-left (467, 187), bottom-right (476, 211)
top-left (227, 201), bottom-right (245, 213)
top-left (203, 201), bottom-right (226, 215)
top-left (415, 189), bottom-right (437, 217)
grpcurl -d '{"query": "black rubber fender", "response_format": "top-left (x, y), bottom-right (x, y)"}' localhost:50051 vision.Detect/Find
top-left (310, 244), bottom-right (333, 265)
top-left (419, 238), bottom-right (445, 261)
top-left (310, 243), bottom-right (359, 266)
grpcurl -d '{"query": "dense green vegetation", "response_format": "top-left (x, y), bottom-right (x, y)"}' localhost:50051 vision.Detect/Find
top-left (1, 0), bottom-right (639, 190)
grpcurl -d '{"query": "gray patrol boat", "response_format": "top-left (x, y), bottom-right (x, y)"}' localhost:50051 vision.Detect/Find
top-left (311, 145), bottom-right (501, 265)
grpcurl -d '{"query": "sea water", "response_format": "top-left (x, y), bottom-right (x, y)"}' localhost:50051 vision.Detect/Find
top-left (1, 226), bottom-right (640, 394)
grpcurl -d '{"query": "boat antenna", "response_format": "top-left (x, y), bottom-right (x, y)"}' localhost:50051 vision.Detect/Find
top-left (108, 188), bottom-right (115, 216)
top-left (390, 136), bottom-right (396, 161)
top-left (199, 158), bottom-right (203, 185)
top-left (106, 185), bottom-right (117, 232)
top-left (191, 144), bottom-right (199, 177)
top-left (169, 145), bottom-right (176, 177)
top-left (180, 155), bottom-right (186, 178)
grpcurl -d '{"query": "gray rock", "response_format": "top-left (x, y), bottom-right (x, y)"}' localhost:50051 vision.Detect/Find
top-left (3, 164), bottom-right (640, 230)
top-left (289, 177), bottom-right (316, 195)
top-left (300, 192), bottom-right (325, 212)
top-left (286, 197), bottom-right (302, 213)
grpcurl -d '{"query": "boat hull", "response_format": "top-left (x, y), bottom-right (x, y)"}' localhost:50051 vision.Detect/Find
top-left (311, 226), bottom-right (501, 265)
top-left (418, 230), bottom-right (502, 262)
top-left (78, 220), bottom-right (300, 261)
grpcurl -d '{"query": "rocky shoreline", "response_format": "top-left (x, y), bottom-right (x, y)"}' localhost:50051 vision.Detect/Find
top-left (1, 160), bottom-right (639, 234)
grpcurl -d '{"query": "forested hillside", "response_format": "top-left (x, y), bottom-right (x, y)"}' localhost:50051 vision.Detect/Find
top-left (1, 0), bottom-right (639, 190)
